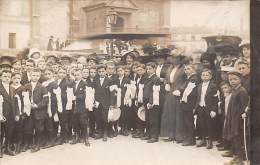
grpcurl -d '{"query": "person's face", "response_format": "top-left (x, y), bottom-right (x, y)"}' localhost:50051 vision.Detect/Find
top-left (44, 70), bottom-right (53, 80)
top-left (137, 67), bottom-right (145, 76)
top-left (38, 61), bottom-right (46, 70)
top-left (126, 55), bottom-right (134, 65)
top-left (13, 61), bottom-right (22, 70)
top-left (132, 65), bottom-right (139, 74)
top-left (1, 72), bottom-right (11, 84)
top-left (220, 71), bottom-right (228, 81)
top-left (58, 69), bottom-right (66, 79)
top-left (71, 63), bottom-right (77, 69)
top-left (117, 68), bottom-right (124, 77)
top-left (238, 64), bottom-right (250, 76)
top-left (184, 65), bottom-right (194, 76)
top-left (155, 58), bottom-right (165, 65)
top-left (228, 74), bottom-right (241, 88)
top-left (221, 84), bottom-right (232, 95)
top-left (222, 54), bottom-right (232, 65)
top-left (82, 69), bottom-right (89, 79)
top-left (98, 68), bottom-right (106, 78)
top-left (202, 60), bottom-right (211, 67)
top-left (12, 74), bottom-right (22, 84)
top-left (89, 69), bottom-right (97, 78)
top-left (146, 66), bottom-right (155, 76)
top-left (31, 71), bottom-right (41, 82)
top-left (106, 65), bottom-right (115, 75)
top-left (88, 60), bottom-right (96, 67)
top-left (26, 62), bottom-right (34, 72)
top-left (31, 53), bottom-right (40, 59)
top-left (74, 71), bottom-right (82, 81)
top-left (201, 71), bottom-right (212, 82)
top-left (124, 69), bottom-right (131, 77)
top-left (242, 47), bottom-right (250, 58)
top-left (52, 65), bottom-right (59, 73)
top-left (77, 63), bottom-right (84, 70)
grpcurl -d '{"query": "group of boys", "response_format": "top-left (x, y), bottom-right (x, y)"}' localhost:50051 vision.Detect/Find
top-left (0, 46), bottom-right (250, 165)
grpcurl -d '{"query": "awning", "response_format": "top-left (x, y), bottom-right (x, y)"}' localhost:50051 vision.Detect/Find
top-left (79, 32), bottom-right (171, 40)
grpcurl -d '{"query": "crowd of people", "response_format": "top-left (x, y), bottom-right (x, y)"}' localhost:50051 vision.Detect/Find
top-left (0, 38), bottom-right (250, 165)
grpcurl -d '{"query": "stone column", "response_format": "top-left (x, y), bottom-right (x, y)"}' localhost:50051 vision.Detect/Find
top-left (29, 0), bottom-right (40, 48)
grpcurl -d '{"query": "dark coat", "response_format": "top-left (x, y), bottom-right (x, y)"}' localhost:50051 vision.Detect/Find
top-left (115, 76), bottom-right (130, 107)
top-left (94, 76), bottom-right (112, 110)
top-left (180, 74), bottom-right (200, 111)
top-left (195, 81), bottom-right (218, 113)
top-left (73, 80), bottom-right (87, 113)
top-left (24, 82), bottom-right (49, 120)
top-left (44, 80), bottom-right (59, 114)
top-left (58, 78), bottom-right (74, 112)
top-left (0, 82), bottom-right (17, 121)
top-left (165, 64), bottom-right (187, 91)
top-left (108, 74), bottom-right (118, 106)
top-left (223, 85), bottom-right (249, 140)
top-left (21, 71), bottom-right (30, 86)
top-left (13, 85), bottom-right (26, 116)
top-left (143, 74), bottom-right (161, 105)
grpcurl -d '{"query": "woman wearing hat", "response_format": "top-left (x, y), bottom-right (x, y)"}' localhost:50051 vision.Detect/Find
top-left (160, 55), bottom-right (187, 142)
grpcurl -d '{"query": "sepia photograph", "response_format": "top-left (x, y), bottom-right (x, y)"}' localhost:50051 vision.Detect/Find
top-left (0, 0), bottom-right (255, 165)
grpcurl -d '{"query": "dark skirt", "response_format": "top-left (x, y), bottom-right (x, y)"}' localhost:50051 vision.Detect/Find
top-left (160, 92), bottom-right (177, 138)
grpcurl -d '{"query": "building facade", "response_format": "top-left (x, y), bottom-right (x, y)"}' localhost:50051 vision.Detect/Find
top-left (0, 0), bottom-right (70, 51)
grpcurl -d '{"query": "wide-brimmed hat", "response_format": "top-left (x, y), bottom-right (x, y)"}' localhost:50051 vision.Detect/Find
top-left (137, 106), bottom-right (146, 121)
top-left (108, 107), bottom-right (121, 122)
top-left (0, 56), bottom-right (15, 68)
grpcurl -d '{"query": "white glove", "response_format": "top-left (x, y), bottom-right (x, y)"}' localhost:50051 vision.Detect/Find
top-left (241, 113), bottom-right (247, 119)
top-left (172, 90), bottom-right (181, 96)
top-left (210, 111), bottom-right (216, 118)
top-left (147, 103), bottom-right (153, 110)
top-left (165, 84), bottom-right (170, 91)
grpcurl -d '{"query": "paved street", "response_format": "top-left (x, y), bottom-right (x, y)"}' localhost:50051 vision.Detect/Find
top-left (1, 136), bottom-right (231, 165)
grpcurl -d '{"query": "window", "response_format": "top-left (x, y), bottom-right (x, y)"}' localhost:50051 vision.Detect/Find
top-left (9, 33), bottom-right (16, 49)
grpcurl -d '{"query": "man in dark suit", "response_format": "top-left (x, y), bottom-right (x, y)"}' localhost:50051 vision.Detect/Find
top-left (0, 70), bottom-right (18, 157)
top-left (70, 69), bottom-right (90, 146)
top-left (142, 62), bottom-right (161, 143)
top-left (93, 65), bottom-right (112, 142)
top-left (195, 68), bottom-right (218, 149)
top-left (24, 69), bottom-right (49, 152)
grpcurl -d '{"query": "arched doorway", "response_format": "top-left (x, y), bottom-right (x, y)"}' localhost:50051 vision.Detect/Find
top-left (111, 16), bottom-right (124, 32)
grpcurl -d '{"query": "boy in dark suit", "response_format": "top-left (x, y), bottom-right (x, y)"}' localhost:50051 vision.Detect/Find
top-left (132, 64), bottom-right (147, 138)
top-left (55, 67), bottom-right (74, 144)
top-left (142, 62), bottom-right (161, 143)
top-left (11, 72), bottom-right (27, 154)
top-left (180, 64), bottom-right (200, 146)
top-left (86, 67), bottom-right (97, 138)
top-left (195, 68), bottom-right (218, 149)
top-left (0, 70), bottom-right (18, 157)
top-left (41, 68), bottom-right (57, 149)
top-left (70, 69), bottom-right (90, 146)
top-left (116, 65), bottom-right (130, 136)
top-left (224, 71), bottom-right (249, 165)
top-left (24, 69), bottom-right (49, 152)
top-left (237, 61), bottom-right (250, 93)
top-left (106, 62), bottom-right (118, 137)
top-left (93, 65), bottom-right (112, 142)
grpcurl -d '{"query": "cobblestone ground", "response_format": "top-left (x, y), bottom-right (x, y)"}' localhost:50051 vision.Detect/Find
top-left (1, 136), bottom-right (231, 165)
